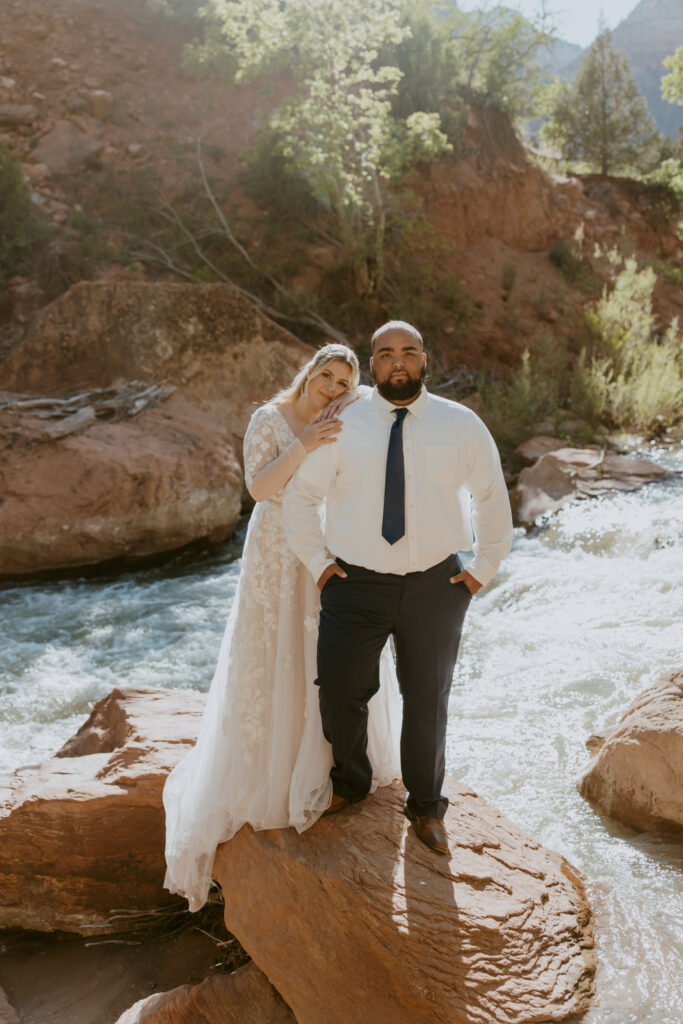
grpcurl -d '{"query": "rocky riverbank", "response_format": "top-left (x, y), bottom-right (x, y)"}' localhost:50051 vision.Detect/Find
top-left (0, 686), bottom-right (597, 1023)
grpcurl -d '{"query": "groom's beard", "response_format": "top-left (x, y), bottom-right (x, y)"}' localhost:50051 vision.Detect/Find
top-left (373, 364), bottom-right (426, 402)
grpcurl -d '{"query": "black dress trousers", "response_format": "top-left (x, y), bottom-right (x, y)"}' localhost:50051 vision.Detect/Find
top-left (316, 553), bottom-right (471, 819)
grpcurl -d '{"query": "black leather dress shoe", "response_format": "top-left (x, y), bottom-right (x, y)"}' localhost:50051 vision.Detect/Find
top-left (404, 803), bottom-right (449, 854)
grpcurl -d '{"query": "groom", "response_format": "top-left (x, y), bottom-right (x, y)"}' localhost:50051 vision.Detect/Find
top-left (283, 321), bottom-right (512, 854)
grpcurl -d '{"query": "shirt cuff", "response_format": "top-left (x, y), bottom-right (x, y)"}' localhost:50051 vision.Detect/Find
top-left (466, 555), bottom-right (498, 587)
top-left (309, 553), bottom-right (336, 585)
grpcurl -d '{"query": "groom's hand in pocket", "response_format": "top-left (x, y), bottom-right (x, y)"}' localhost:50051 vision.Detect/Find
top-left (449, 570), bottom-right (482, 596)
top-left (317, 562), bottom-right (348, 591)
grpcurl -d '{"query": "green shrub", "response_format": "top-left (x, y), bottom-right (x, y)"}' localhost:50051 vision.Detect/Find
top-left (548, 239), bottom-right (596, 291)
top-left (480, 334), bottom-right (571, 448)
top-left (0, 142), bottom-right (49, 289)
top-left (240, 129), bottom-right (320, 226)
top-left (641, 159), bottom-right (683, 238)
top-left (651, 260), bottom-right (683, 285)
top-left (572, 258), bottom-right (683, 430)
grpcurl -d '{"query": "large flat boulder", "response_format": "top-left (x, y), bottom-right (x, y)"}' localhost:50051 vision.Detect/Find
top-left (115, 963), bottom-right (295, 1024)
top-left (510, 445), bottom-right (671, 525)
top-left (0, 686), bottom-right (204, 935)
top-left (578, 669), bottom-right (683, 834)
top-left (0, 394), bottom-right (242, 576)
top-left (214, 779), bottom-right (596, 1024)
top-left (1, 281), bottom-right (313, 451)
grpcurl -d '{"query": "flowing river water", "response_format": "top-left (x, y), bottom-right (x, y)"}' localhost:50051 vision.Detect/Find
top-left (1, 445), bottom-right (682, 1023)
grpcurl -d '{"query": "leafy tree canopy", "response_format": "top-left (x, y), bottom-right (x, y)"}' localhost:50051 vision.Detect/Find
top-left (440, 1), bottom-right (556, 118)
top-left (661, 47), bottom-right (683, 106)
top-left (188, 0), bottom-right (452, 290)
top-left (541, 30), bottom-right (660, 176)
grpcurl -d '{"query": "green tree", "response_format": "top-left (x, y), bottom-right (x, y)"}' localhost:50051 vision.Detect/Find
top-left (384, 0), bottom-right (556, 123)
top-left (443, 3), bottom-right (556, 118)
top-left (661, 46), bottom-right (683, 105)
top-left (189, 0), bottom-right (451, 294)
top-left (542, 30), bottom-right (659, 175)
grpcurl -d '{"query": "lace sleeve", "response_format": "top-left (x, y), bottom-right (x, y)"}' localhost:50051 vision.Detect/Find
top-left (243, 406), bottom-right (307, 503)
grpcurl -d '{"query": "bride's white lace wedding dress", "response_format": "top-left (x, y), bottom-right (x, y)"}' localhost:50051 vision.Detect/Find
top-left (163, 402), bottom-right (402, 911)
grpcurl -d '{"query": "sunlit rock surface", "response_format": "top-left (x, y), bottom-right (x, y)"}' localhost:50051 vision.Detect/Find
top-left (510, 444), bottom-right (671, 525)
top-left (0, 687), bottom-right (203, 935)
top-left (214, 778), bottom-right (596, 1024)
top-left (0, 395), bottom-right (242, 576)
top-left (579, 668), bottom-right (683, 834)
top-left (114, 963), bottom-right (295, 1024)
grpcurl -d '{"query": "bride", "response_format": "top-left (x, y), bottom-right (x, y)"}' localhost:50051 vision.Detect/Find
top-left (163, 342), bottom-right (401, 912)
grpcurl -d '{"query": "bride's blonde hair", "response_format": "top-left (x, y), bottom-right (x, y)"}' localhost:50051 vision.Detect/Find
top-left (274, 342), bottom-right (360, 404)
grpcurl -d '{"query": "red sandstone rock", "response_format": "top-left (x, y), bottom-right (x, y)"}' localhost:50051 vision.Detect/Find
top-left (1, 281), bottom-right (313, 451)
top-left (514, 435), bottom-right (570, 463)
top-left (0, 394), bottom-right (242, 576)
top-left (214, 778), bottom-right (596, 1024)
top-left (0, 687), bottom-right (204, 935)
top-left (510, 446), bottom-right (670, 525)
top-left (578, 669), bottom-right (683, 834)
top-left (114, 963), bottom-right (295, 1024)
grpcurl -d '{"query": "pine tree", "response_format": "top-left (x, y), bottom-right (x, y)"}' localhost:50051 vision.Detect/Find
top-left (542, 30), bottom-right (659, 175)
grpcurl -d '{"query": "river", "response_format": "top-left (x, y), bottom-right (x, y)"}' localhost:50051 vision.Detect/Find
top-left (1, 445), bottom-right (682, 1023)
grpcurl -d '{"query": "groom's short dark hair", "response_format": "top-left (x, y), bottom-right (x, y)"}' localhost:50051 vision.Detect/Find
top-left (371, 320), bottom-right (423, 353)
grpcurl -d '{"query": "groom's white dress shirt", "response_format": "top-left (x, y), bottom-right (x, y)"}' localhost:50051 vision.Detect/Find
top-left (283, 386), bottom-right (513, 587)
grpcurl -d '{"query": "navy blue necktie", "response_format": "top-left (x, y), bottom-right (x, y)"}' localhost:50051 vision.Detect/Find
top-left (381, 407), bottom-right (409, 545)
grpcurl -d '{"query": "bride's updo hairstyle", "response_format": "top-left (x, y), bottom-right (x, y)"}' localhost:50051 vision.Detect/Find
top-left (274, 342), bottom-right (360, 404)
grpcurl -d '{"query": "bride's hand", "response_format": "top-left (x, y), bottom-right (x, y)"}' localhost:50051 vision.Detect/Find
top-left (299, 417), bottom-right (342, 452)
top-left (316, 388), bottom-right (360, 423)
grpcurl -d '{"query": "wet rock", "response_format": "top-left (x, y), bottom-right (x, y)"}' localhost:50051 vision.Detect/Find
top-left (510, 446), bottom-right (671, 525)
top-left (0, 920), bottom-right (225, 1024)
top-left (214, 778), bottom-right (596, 1024)
top-left (0, 394), bottom-right (243, 576)
top-left (31, 119), bottom-right (103, 175)
top-left (0, 103), bottom-right (38, 126)
top-left (115, 963), bottom-right (295, 1024)
top-left (0, 686), bottom-right (205, 935)
top-left (578, 669), bottom-right (683, 834)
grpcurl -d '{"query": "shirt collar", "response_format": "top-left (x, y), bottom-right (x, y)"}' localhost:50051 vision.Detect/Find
top-left (370, 384), bottom-right (428, 419)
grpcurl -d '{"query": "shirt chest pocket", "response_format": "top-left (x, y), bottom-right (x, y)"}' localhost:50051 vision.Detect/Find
top-left (425, 445), bottom-right (457, 485)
